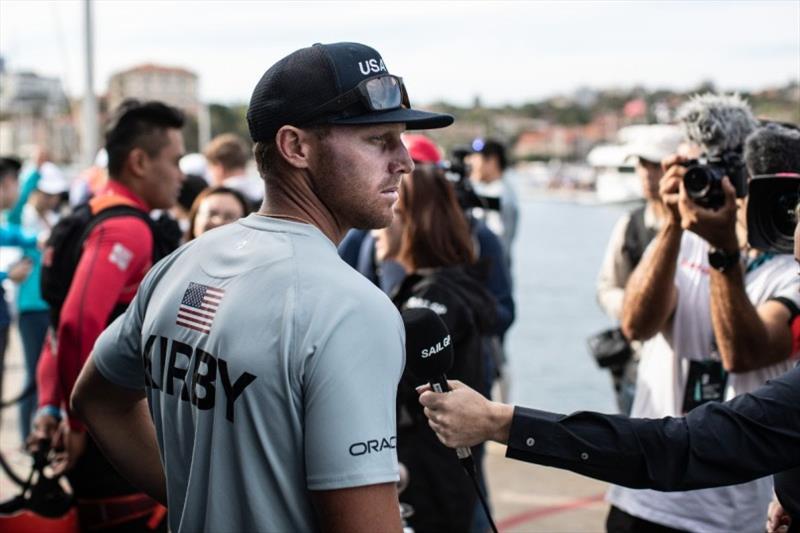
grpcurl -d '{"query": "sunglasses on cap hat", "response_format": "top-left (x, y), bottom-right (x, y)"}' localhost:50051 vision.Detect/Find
top-left (301, 74), bottom-right (410, 123)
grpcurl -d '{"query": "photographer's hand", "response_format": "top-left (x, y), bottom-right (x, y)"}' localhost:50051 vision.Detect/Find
top-left (659, 154), bottom-right (687, 225)
top-left (678, 176), bottom-right (738, 251)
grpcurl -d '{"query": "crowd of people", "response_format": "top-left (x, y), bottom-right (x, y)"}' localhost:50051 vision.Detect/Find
top-left (0, 40), bottom-right (797, 533)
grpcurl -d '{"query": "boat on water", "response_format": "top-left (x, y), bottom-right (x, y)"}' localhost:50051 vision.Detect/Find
top-left (585, 143), bottom-right (642, 205)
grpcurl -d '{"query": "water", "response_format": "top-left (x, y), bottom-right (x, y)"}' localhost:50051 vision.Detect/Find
top-left (505, 197), bottom-right (632, 415)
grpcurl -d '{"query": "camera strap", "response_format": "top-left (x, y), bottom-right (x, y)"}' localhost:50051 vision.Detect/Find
top-left (745, 252), bottom-right (775, 274)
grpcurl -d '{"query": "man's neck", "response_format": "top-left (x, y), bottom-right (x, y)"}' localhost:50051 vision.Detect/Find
top-left (108, 175), bottom-right (150, 210)
top-left (260, 171), bottom-right (346, 244)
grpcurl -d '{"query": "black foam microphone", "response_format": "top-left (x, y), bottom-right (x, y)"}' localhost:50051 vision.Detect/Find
top-left (402, 306), bottom-right (499, 533)
top-left (402, 307), bottom-right (471, 463)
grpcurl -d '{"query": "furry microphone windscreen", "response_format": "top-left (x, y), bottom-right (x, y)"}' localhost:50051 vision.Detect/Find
top-left (677, 93), bottom-right (759, 156)
top-left (744, 123), bottom-right (800, 176)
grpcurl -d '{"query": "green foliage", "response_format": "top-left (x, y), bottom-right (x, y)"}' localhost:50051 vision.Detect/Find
top-left (208, 103), bottom-right (249, 141)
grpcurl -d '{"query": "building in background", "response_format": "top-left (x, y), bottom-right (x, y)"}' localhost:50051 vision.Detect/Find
top-left (0, 63), bottom-right (78, 162)
top-left (107, 64), bottom-right (200, 116)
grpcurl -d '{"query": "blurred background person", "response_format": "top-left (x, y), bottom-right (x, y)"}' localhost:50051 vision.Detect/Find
top-left (203, 133), bottom-right (262, 209)
top-left (0, 156), bottom-right (36, 421)
top-left (15, 163), bottom-right (68, 443)
top-left (5, 147), bottom-right (54, 225)
top-left (31, 99), bottom-right (185, 531)
top-left (184, 185), bottom-right (249, 241)
top-left (467, 138), bottom-right (518, 269)
top-left (173, 153), bottom-right (212, 238)
top-left (593, 125), bottom-right (682, 414)
top-left (69, 149), bottom-right (109, 208)
top-left (372, 163), bottom-right (495, 533)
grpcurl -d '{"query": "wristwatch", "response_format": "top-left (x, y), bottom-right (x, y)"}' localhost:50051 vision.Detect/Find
top-left (708, 247), bottom-right (741, 272)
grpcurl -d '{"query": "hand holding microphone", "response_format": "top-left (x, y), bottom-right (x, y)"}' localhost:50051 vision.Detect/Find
top-left (402, 307), bottom-right (502, 533)
top-left (418, 380), bottom-right (513, 449)
top-left (401, 307), bottom-right (472, 463)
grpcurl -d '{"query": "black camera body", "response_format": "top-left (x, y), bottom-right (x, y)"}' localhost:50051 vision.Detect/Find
top-left (445, 146), bottom-right (493, 211)
top-left (747, 173), bottom-right (800, 254)
top-left (682, 150), bottom-right (748, 209)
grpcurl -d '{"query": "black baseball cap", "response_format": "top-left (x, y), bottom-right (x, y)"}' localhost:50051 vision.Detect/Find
top-left (247, 42), bottom-right (454, 143)
top-left (470, 138), bottom-right (508, 170)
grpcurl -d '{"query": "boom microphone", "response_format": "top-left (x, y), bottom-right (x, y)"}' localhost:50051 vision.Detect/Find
top-left (677, 93), bottom-right (758, 156)
top-left (401, 306), bottom-right (499, 533)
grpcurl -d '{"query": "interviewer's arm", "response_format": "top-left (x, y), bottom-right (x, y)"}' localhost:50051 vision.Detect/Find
top-left (311, 483), bottom-right (402, 533)
top-left (71, 357), bottom-right (166, 504)
top-left (504, 363), bottom-right (800, 491)
top-left (421, 365), bottom-right (800, 492)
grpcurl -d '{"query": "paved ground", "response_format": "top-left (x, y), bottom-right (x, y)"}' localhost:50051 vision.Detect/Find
top-left (0, 328), bottom-right (609, 531)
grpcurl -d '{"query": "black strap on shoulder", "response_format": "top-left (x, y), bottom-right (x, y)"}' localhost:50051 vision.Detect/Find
top-left (80, 205), bottom-right (151, 242)
top-left (64, 205), bottom-right (150, 275)
top-left (622, 205), bottom-right (656, 268)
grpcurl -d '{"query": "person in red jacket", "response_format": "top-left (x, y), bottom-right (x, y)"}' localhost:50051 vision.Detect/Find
top-left (32, 99), bottom-right (185, 531)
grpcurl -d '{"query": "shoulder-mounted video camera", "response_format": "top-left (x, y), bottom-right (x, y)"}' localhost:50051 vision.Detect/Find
top-left (747, 173), bottom-right (799, 254)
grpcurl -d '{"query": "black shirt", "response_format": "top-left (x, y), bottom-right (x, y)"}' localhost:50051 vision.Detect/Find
top-left (506, 363), bottom-right (800, 525)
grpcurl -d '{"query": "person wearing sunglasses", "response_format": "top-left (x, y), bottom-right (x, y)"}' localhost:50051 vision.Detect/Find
top-left (72, 42), bottom-right (453, 533)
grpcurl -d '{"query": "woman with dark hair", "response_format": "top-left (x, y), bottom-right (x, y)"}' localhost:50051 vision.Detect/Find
top-left (184, 186), bottom-right (250, 241)
top-left (374, 164), bottom-right (496, 533)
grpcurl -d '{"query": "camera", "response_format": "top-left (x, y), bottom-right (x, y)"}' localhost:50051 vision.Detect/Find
top-left (681, 150), bottom-right (748, 209)
top-left (747, 173), bottom-right (800, 254)
top-left (443, 146), bottom-right (491, 211)
top-left (677, 94), bottom-right (759, 209)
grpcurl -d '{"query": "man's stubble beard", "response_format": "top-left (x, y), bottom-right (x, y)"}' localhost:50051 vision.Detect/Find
top-left (311, 142), bottom-right (394, 231)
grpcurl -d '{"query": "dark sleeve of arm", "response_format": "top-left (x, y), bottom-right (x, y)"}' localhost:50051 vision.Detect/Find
top-left (477, 225), bottom-right (514, 336)
top-left (506, 363), bottom-right (800, 491)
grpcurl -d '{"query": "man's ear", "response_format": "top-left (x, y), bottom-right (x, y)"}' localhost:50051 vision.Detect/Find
top-left (274, 126), bottom-right (316, 170)
top-left (126, 147), bottom-right (149, 179)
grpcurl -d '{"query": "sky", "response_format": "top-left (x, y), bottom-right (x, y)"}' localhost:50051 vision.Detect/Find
top-left (1, 0), bottom-right (798, 107)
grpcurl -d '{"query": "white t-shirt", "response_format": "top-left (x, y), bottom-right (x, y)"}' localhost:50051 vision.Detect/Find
top-left (470, 174), bottom-right (518, 264)
top-left (93, 214), bottom-right (405, 533)
top-left (222, 174), bottom-right (264, 205)
top-left (608, 231), bottom-right (800, 533)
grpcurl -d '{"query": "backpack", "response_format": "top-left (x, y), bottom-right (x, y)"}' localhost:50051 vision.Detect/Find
top-left (622, 205), bottom-right (658, 268)
top-left (40, 195), bottom-right (180, 328)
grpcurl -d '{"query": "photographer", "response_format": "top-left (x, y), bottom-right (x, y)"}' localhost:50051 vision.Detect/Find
top-left (603, 94), bottom-right (798, 533)
top-left (594, 125), bottom-right (682, 414)
top-left (418, 122), bottom-right (800, 533)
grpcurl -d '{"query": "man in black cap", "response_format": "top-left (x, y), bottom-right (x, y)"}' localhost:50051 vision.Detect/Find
top-left (71, 42), bottom-right (453, 533)
top-left (467, 138), bottom-right (518, 268)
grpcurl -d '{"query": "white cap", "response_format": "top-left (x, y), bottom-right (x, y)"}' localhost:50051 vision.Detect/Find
top-left (37, 162), bottom-right (68, 195)
top-left (624, 125), bottom-right (683, 164)
top-left (180, 153), bottom-right (209, 182)
top-left (94, 148), bottom-right (108, 168)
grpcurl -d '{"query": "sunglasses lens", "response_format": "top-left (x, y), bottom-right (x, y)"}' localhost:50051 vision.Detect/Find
top-left (364, 76), bottom-right (403, 110)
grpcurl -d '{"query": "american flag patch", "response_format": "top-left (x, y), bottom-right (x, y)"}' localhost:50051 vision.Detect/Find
top-left (176, 282), bottom-right (225, 334)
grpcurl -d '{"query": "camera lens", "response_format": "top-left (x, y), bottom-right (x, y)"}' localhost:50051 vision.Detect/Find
top-left (773, 190), bottom-right (799, 237)
top-left (684, 166), bottom-right (711, 198)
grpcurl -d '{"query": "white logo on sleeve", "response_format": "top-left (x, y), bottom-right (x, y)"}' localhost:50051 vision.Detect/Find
top-left (109, 242), bottom-right (134, 271)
